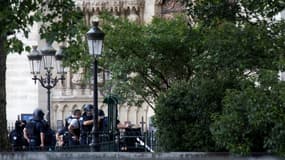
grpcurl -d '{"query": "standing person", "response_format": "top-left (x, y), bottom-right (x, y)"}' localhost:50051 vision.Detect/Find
top-left (9, 120), bottom-right (28, 151)
top-left (23, 109), bottom-right (46, 151)
top-left (80, 104), bottom-right (94, 145)
top-left (68, 109), bottom-right (82, 146)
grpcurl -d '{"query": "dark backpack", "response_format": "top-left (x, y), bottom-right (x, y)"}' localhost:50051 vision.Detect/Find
top-left (25, 119), bottom-right (38, 139)
top-left (26, 119), bottom-right (56, 147)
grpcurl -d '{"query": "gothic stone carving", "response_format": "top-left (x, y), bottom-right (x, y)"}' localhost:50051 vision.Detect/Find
top-left (78, 0), bottom-right (144, 13)
top-left (161, 0), bottom-right (185, 18)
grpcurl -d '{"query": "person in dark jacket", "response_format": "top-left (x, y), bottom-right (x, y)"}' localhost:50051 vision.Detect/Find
top-left (23, 108), bottom-right (46, 150)
top-left (9, 120), bottom-right (28, 151)
top-left (80, 104), bottom-right (94, 145)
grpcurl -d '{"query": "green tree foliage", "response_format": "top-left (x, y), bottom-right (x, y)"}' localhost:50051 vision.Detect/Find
top-left (211, 70), bottom-right (285, 155)
top-left (155, 79), bottom-right (223, 151)
top-left (183, 0), bottom-right (285, 26)
top-left (176, 0), bottom-right (285, 154)
top-left (0, 0), bottom-right (83, 151)
top-left (100, 14), bottom-right (192, 108)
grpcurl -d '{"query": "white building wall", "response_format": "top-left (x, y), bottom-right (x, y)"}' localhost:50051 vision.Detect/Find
top-left (6, 22), bottom-right (46, 122)
top-left (6, 53), bottom-right (39, 122)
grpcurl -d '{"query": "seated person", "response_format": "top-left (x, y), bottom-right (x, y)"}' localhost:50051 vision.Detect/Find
top-left (56, 128), bottom-right (68, 147)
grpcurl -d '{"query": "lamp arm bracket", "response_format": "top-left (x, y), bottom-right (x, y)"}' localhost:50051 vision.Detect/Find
top-left (51, 77), bottom-right (59, 88)
top-left (31, 74), bottom-right (66, 89)
top-left (32, 76), bottom-right (47, 89)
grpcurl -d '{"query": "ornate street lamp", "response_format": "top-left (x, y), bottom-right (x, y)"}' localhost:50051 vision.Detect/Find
top-left (87, 20), bottom-right (105, 151)
top-left (27, 43), bottom-right (66, 124)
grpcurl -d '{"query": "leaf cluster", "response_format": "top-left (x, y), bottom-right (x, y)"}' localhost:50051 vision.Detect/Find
top-left (155, 79), bottom-right (224, 151)
top-left (100, 13), bottom-right (193, 107)
top-left (1, 0), bottom-right (86, 59)
top-left (0, 0), bottom-right (42, 53)
top-left (182, 0), bottom-right (285, 26)
top-left (211, 70), bottom-right (285, 155)
top-left (38, 0), bottom-right (85, 43)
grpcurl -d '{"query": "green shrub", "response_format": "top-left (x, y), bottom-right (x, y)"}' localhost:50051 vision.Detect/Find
top-left (155, 79), bottom-right (223, 151)
top-left (211, 70), bottom-right (285, 155)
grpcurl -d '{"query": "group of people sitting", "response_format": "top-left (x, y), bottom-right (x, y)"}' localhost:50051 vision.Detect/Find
top-left (9, 104), bottom-right (128, 151)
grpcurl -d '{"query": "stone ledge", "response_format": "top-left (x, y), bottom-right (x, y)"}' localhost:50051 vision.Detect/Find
top-left (0, 152), bottom-right (283, 160)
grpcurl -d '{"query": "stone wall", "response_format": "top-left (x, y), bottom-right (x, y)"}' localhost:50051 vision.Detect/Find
top-left (0, 152), bottom-right (282, 160)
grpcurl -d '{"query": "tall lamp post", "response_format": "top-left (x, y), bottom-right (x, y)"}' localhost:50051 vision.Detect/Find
top-left (27, 43), bottom-right (66, 124)
top-left (87, 21), bottom-right (105, 152)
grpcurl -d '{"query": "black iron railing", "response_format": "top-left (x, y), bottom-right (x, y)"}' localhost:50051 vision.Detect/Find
top-left (8, 122), bottom-right (159, 152)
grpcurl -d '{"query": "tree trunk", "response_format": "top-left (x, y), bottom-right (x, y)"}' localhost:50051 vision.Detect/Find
top-left (0, 36), bottom-right (10, 151)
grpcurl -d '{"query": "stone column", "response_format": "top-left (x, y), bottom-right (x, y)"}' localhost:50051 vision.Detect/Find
top-left (52, 105), bottom-right (59, 128)
top-left (144, 0), bottom-right (156, 23)
top-left (126, 106), bottom-right (130, 122)
top-left (65, 68), bottom-right (72, 96)
top-left (144, 107), bottom-right (149, 131)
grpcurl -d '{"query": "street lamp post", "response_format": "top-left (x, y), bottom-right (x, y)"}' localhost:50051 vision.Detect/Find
top-left (27, 43), bottom-right (66, 124)
top-left (87, 21), bottom-right (105, 152)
